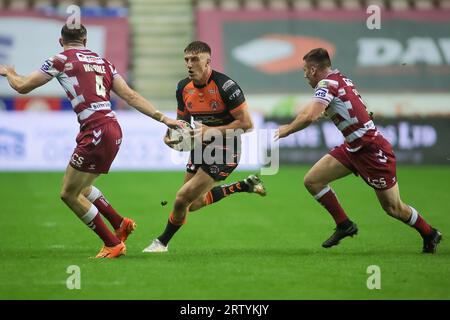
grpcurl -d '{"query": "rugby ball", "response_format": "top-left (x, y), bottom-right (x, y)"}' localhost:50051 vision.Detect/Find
top-left (166, 120), bottom-right (194, 152)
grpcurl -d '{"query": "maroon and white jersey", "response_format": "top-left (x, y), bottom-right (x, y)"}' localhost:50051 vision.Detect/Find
top-left (39, 47), bottom-right (118, 129)
top-left (312, 69), bottom-right (377, 151)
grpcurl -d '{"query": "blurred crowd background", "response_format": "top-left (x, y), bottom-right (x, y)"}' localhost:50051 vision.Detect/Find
top-left (1, 0), bottom-right (449, 170)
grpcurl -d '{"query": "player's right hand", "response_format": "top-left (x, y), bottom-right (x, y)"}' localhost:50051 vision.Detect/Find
top-left (163, 131), bottom-right (182, 146)
top-left (274, 125), bottom-right (291, 141)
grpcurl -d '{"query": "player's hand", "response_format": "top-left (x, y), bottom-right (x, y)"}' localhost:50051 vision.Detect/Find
top-left (162, 117), bottom-right (180, 129)
top-left (274, 125), bottom-right (291, 141)
top-left (193, 121), bottom-right (210, 139)
top-left (0, 64), bottom-right (13, 77)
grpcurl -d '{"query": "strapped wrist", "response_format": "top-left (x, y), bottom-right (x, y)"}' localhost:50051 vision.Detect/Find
top-left (154, 110), bottom-right (165, 123)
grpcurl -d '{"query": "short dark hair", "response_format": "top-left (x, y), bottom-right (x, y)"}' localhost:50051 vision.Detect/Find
top-left (184, 41), bottom-right (211, 55)
top-left (303, 48), bottom-right (331, 69)
top-left (61, 24), bottom-right (87, 44)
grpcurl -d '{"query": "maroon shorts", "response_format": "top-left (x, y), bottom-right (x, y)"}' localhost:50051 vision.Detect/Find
top-left (329, 134), bottom-right (397, 190)
top-left (69, 120), bottom-right (122, 174)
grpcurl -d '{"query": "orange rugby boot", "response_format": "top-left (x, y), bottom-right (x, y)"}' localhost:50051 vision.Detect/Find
top-left (115, 217), bottom-right (137, 242)
top-left (95, 241), bottom-right (126, 258)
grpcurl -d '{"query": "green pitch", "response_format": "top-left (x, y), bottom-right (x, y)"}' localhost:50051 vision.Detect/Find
top-left (0, 166), bottom-right (449, 299)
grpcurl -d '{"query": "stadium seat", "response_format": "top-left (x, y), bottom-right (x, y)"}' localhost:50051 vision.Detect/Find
top-left (441, 0), bottom-right (450, 9)
top-left (196, 0), bottom-right (216, 10)
top-left (316, 0), bottom-right (338, 10)
top-left (268, 0), bottom-right (289, 10)
top-left (390, 0), bottom-right (410, 10)
top-left (104, 0), bottom-right (128, 7)
top-left (8, 0), bottom-right (29, 10)
top-left (414, 0), bottom-right (435, 10)
top-left (81, 0), bottom-right (102, 7)
top-left (292, 0), bottom-right (313, 10)
top-left (34, 0), bottom-right (53, 6)
top-left (243, 0), bottom-right (265, 10)
top-left (341, 0), bottom-right (363, 10)
top-left (220, 0), bottom-right (241, 10)
top-left (364, 0), bottom-right (386, 9)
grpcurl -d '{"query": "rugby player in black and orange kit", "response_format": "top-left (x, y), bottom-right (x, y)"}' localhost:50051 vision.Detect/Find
top-left (143, 41), bottom-right (266, 252)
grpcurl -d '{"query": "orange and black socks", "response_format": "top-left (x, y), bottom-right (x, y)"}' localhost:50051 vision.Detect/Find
top-left (206, 181), bottom-right (249, 204)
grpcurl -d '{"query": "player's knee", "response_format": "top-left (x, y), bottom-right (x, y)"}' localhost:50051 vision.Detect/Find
top-left (174, 193), bottom-right (191, 211)
top-left (381, 202), bottom-right (400, 217)
top-left (303, 175), bottom-right (319, 193)
top-left (60, 189), bottom-right (74, 204)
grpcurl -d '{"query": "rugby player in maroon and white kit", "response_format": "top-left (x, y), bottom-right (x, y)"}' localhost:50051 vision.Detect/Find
top-left (0, 24), bottom-right (178, 258)
top-left (275, 48), bottom-right (441, 253)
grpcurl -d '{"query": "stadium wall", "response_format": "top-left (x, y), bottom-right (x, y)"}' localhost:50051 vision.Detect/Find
top-left (196, 7), bottom-right (450, 117)
top-left (0, 11), bottom-right (129, 98)
top-left (0, 111), bottom-right (265, 171)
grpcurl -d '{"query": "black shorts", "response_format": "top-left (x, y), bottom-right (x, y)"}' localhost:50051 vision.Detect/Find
top-left (186, 138), bottom-right (240, 181)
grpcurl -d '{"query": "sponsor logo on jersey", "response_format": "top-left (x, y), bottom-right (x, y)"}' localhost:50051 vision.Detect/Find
top-left (64, 63), bottom-right (73, 71)
top-left (314, 88), bottom-right (328, 98)
top-left (229, 89), bottom-right (241, 100)
top-left (71, 153), bottom-right (84, 167)
top-left (41, 59), bottom-right (53, 72)
top-left (343, 78), bottom-right (354, 86)
top-left (208, 89), bottom-right (216, 95)
top-left (187, 89), bottom-right (195, 95)
top-left (222, 79), bottom-right (235, 92)
top-left (108, 65), bottom-right (117, 75)
top-left (317, 80), bottom-right (328, 88)
top-left (90, 102), bottom-right (111, 111)
top-left (209, 165), bottom-right (220, 174)
top-left (76, 52), bottom-right (104, 64)
top-left (92, 129), bottom-right (102, 146)
top-left (210, 101), bottom-right (218, 111)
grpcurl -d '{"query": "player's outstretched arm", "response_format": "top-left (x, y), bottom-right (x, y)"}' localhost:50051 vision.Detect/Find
top-left (275, 101), bottom-right (326, 140)
top-left (112, 75), bottom-right (178, 128)
top-left (0, 65), bottom-right (51, 94)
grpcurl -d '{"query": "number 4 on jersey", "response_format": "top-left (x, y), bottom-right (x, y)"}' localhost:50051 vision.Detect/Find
top-left (95, 75), bottom-right (106, 98)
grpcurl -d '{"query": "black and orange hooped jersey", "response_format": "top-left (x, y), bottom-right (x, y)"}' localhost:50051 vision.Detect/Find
top-left (176, 70), bottom-right (247, 127)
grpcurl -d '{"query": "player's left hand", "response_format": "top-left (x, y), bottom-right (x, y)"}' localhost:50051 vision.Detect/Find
top-left (162, 117), bottom-right (181, 129)
top-left (274, 125), bottom-right (291, 141)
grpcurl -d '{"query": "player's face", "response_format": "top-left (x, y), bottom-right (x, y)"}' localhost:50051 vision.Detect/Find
top-left (303, 62), bottom-right (318, 88)
top-left (185, 52), bottom-right (211, 84)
